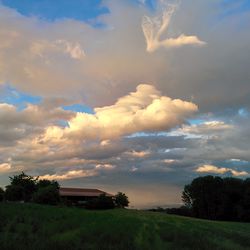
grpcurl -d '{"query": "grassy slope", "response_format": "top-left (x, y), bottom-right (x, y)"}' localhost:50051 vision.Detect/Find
top-left (0, 203), bottom-right (250, 250)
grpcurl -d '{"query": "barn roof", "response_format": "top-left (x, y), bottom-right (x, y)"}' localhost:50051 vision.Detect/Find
top-left (59, 187), bottom-right (113, 197)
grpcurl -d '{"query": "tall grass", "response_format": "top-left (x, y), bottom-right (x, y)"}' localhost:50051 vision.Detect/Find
top-left (0, 203), bottom-right (250, 250)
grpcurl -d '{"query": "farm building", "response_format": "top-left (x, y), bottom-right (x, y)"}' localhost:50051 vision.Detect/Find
top-left (59, 187), bottom-right (113, 206)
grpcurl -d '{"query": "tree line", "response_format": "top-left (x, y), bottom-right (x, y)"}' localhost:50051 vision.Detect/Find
top-left (148, 175), bottom-right (250, 222)
top-left (182, 175), bottom-right (250, 221)
top-left (0, 172), bottom-right (129, 209)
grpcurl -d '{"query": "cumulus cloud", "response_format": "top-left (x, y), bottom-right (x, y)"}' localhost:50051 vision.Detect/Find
top-left (0, 101), bottom-right (73, 146)
top-left (35, 84), bottom-right (197, 147)
top-left (0, 84), bottom-right (199, 196)
top-left (0, 84), bottom-right (197, 182)
top-left (61, 84), bottom-right (198, 140)
top-left (196, 164), bottom-right (248, 176)
top-left (142, 2), bottom-right (206, 52)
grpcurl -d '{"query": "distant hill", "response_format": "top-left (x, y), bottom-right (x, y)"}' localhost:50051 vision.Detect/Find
top-left (0, 203), bottom-right (250, 250)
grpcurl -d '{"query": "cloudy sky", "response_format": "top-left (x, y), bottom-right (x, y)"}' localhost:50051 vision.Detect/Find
top-left (0, 0), bottom-right (250, 208)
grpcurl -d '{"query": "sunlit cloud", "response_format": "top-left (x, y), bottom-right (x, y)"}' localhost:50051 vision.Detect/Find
top-left (126, 150), bottom-right (151, 158)
top-left (163, 159), bottom-right (179, 164)
top-left (179, 121), bottom-right (233, 135)
top-left (39, 169), bottom-right (97, 181)
top-left (196, 164), bottom-right (248, 176)
top-left (0, 163), bottom-right (11, 173)
top-left (142, 2), bottom-right (206, 52)
top-left (41, 84), bottom-right (197, 141)
top-left (95, 164), bottom-right (116, 170)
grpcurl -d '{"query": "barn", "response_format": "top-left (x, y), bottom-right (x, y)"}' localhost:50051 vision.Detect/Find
top-left (59, 187), bottom-right (113, 206)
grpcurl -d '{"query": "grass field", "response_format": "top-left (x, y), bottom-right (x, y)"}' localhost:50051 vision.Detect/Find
top-left (0, 203), bottom-right (250, 250)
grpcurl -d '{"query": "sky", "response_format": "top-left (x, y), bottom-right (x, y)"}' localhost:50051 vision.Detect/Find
top-left (0, 0), bottom-right (250, 208)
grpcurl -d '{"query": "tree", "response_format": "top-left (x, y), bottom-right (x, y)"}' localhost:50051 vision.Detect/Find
top-left (0, 187), bottom-right (4, 202)
top-left (32, 179), bottom-right (60, 205)
top-left (181, 184), bottom-right (192, 209)
top-left (114, 192), bottom-right (129, 208)
top-left (5, 185), bottom-right (25, 201)
top-left (240, 178), bottom-right (250, 220)
top-left (219, 177), bottom-right (244, 221)
top-left (182, 176), bottom-right (223, 219)
top-left (36, 179), bottom-right (59, 189)
top-left (4, 172), bottom-right (60, 205)
top-left (182, 175), bottom-right (250, 221)
top-left (32, 185), bottom-right (60, 205)
top-left (6, 172), bottom-right (38, 202)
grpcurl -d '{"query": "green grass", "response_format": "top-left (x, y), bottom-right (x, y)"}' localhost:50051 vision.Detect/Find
top-left (0, 203), bottom-right (250, 250)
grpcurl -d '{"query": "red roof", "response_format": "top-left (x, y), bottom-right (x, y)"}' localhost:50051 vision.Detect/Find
top-left (59, 187), bottom-right (113, 197)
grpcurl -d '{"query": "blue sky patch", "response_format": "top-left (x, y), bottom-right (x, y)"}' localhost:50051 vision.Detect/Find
top-left (0, 84), bottom-right (41, 111)
top-left (219, 0), bottom-right (250, 18)
top-left (63, 103), bottom-right (94, 114)
top-left (1, 0), bottom-right (109, 22)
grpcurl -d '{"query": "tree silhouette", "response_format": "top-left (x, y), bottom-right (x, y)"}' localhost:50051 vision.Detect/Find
top-left (5, 172), bottom-right (37, 202)
top-left (115, 192), bottom-right (129, 208)
top-left (0, 187), bottom-right (4, 202)
top-left (182, 175), bottom-right (250, 221)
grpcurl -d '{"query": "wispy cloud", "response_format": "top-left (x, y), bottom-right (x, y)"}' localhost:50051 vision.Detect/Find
top-left (142, 1), bottom-right (206, 52)
top-left (39, 169), bottom-right (97, 181)
top-left (31, 40), bottom-right (85, 60)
